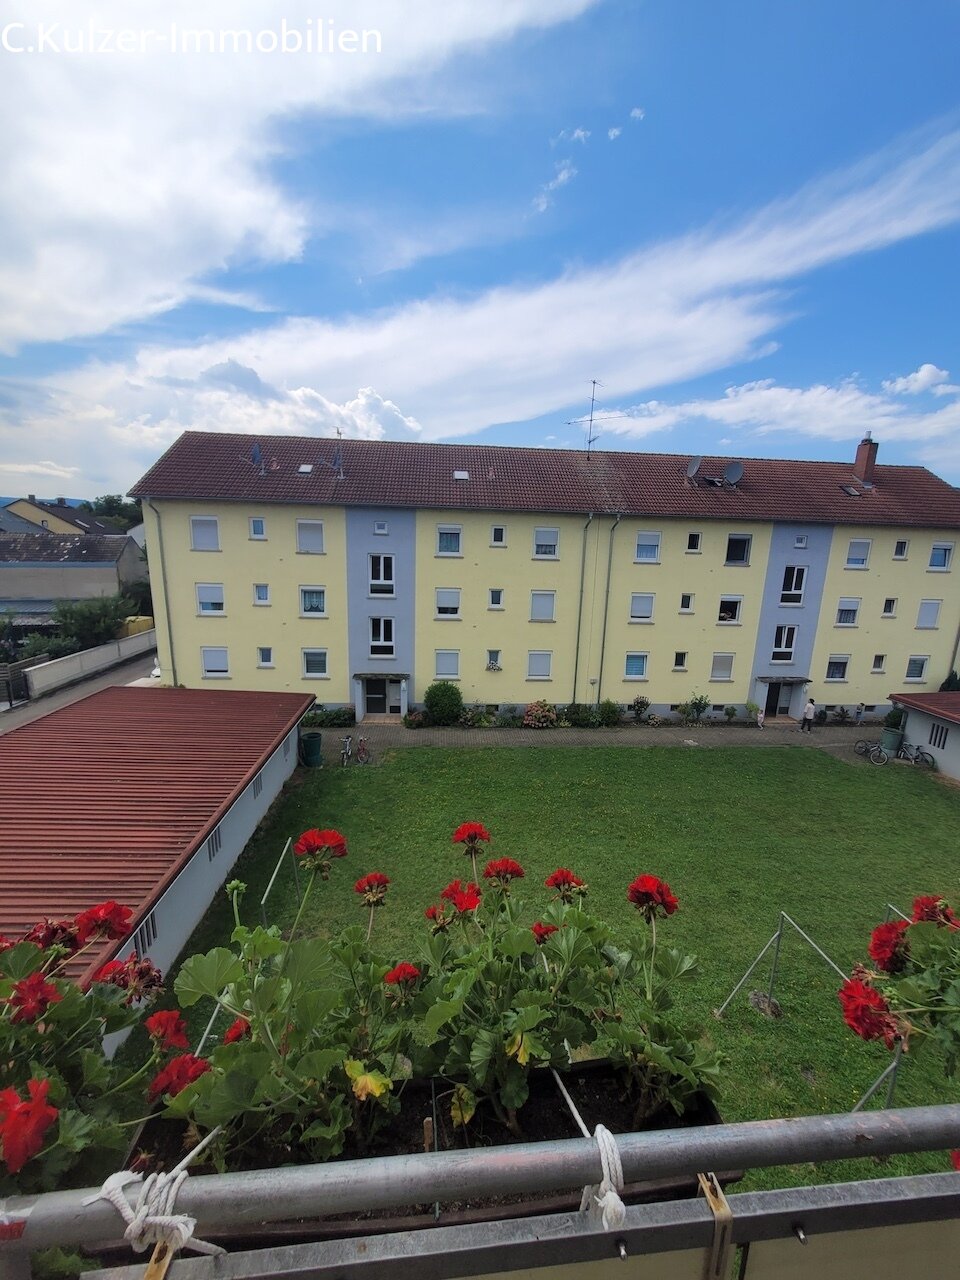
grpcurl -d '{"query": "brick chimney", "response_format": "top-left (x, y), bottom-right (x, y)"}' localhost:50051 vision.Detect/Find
top-left (27, 493), bottom-right (36, 502)
top-left (854, 432), bottom-right (878, 485)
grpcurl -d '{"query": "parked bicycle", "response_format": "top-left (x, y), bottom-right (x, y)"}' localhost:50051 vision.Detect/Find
top-left (854, 739), bottom-right (881, 756)
top-left (356, 736), bottom-right (371, 765)
top-left (897, 741), bottom-right (936, 769)
top-left (339, 735), bottom-right (353, 767)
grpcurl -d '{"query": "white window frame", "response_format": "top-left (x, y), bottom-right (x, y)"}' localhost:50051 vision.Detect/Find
top-left (893, 539), bottom-right (909, 560)
top-left (917, 599), bottom-right (942, 629)
top-left (635, 531), bottom-right (661, 563)
top-left (780, 565), bottom-right (806, 606)
top-left (302, 648), bottom-right (329, 679)
top-left (296, 520), bottom-right (325, 554)
top-left (249, 517), bottom-right (266, 540)
top-left (299, 586), bottom-right (327, 617)
top-left (437, 525), bottom-right (462, 556)
top-left (630, 593), bottom-right (655, 622)
top-left (370, 617), bottom-right (395, 657)
top-left (435, 588), bottom-right (461, 619)
top-left (374, 520), bottom-right (389, 536)
top-left (725, 535), bottom-right (751, 566)
top-left (369, 553), bottom-right (395, 597)
top-left (825, 655), bottom-right (850, 682)
top-left (710, 652), bottom-right (735, 681)
top-left (196, 583), bottom-right (225, 615)
top-left (624, 652), bottom-right (648, 679)
top-left (794, 534), bottom-right (808, 549)
top-left (253, 583), bottom-right (270, 606)
top-left (200, 646), bottom-right (230, 679)
top-left (527, 650), bottom-right (552, 680)
top-left (488, 588), bottom-right (504, 609)
top-left (686, 532), bottom-right (702, 553)
top-left (871, 654), bottom-right (885, 674)
top-left (905, 655), bottom-right (929, 682)
top-left (846, 539), bottom-right (871, 569)
top-left (490, 525), bottom-right (507, 548)
top-left (929, 542), bottom-right (954, 571)
top-left (530, 590), bottom-right (556, 622)
top-left (836, 597), bottom-right (860, 627)
top-left (190, 516), bottom-right (220, 552)
top-left (679, 592), bottom-right (694, 613)
top-left (487, 648), bottom-right (501, 668)
top-left (673, 651), bottom-right (687, 671)
top-left (717, 596), bottom-right (742, 624)
top-left (930, 722), bottom-right (949, 750)
top-left (533, 527), bottom-right (559, 559)
top-left (882, 597), bottom-right (897, 618)
top-left (435, 649), bottom-right (460, 679)
top-left (772, 625), bottom-right (797, 663)
top-left (257, 646), bottom-right (274, 668)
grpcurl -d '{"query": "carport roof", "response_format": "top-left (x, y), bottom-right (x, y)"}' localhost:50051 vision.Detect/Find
top-left (889, 691), bottom-right (960, 726)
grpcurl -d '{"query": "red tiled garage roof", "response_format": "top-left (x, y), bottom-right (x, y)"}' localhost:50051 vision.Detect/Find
top-left (0, 686), bottom-right (313, 980)
top-left (889, 692), bottom-right (960, 726)
top-left (130, 431), bottom-right (960, 529)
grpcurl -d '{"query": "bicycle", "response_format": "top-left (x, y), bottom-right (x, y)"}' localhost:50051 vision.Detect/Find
top-left (854, 739), bottom-right (881, 756)
top-left (868, 745), bottom-right (888, 765)
top-left (897, 742), bottom-right (936, 769)
top-left (356, 736), bottom-right (371, 765)
top-left (339, 735), bottom-right (353, 767)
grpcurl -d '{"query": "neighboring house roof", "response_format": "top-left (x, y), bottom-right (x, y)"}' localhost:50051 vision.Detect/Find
top-left (0, 599), bottom-right (58, 625)
top-left (0, 532), bottom-right (131, 564)
top-left (127, 521), bottom-right (146, 548)
top-left (889, 692), bottom-right (960, 726)
top-left (130, 431), bottom-right (960, 529)
top-left (0, 507), bottom-right (43, 534)
top-left (6, 500), bottom-right (124, 536)
top-left (0, 686), bottom-right (314, 980)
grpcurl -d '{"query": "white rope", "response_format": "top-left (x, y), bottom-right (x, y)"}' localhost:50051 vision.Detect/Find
top-left (579, 1124), bottom-right (626, 1230)
top-left (82, 1128), bottom-right (225, 1257)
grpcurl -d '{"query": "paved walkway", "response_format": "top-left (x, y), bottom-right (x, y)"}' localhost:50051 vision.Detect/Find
top-left (0, 653), bottom-right (157, 735)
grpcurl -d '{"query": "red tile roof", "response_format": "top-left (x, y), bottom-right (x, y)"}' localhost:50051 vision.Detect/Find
top-left (0, 532), bottom-right (130, 563)
top-left (130, 431), bottom-right (960, 529)
top-left (0, 686), bottom-right (313, 981)
top-left (889, 692), bottom-right (960, 726)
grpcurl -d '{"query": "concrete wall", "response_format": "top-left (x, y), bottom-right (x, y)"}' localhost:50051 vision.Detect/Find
top-left (25, 629), bottom-right (157, 697)
top-left (0, 560), bottom-right (124, 601)
top-left (902, 708), bottom-right (960, 779)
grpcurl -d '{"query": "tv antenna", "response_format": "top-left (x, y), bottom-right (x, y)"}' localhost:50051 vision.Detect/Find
top-left (240, 442), bottom-right (279, 477)
top-left (585, 379), bottom-right (602, 455)
top-left (315, 427), bottom-right (345, 480)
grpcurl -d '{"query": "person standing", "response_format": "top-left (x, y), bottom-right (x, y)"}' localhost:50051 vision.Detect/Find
top-left (801, 698), bottom-right (816, 733)
top-left (756, 708), bottom-right (765, 729)
top-left (855, 702), bottom-right (865, 726)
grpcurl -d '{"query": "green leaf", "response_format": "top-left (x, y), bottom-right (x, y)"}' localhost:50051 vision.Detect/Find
top-left (0, 941), bottom-right (46, 980)
top-left (293, 986), bottom-right (342, 1029)
top-left (498, 1062), bottom-right (529, 1111)
top-left (230, 924), bottom-right (285, 960)
top-left (468, 1029), bottom-right (497, 1082)
top-left (283, 937), bottom-right (335, 988)
top-left (423, 998), bottom-right (462, 1039)
top-left (79, 1048), bottom-right (112, 1092)
top-left (175, 948), bottom-right (244, 1006)
top-left (295, 1049), bottom-right (343, 1083)
top-left (451, 1084), bottom-right (477, 1127)
top-left (56, 1109), bottom-right (100, 1153)
top-left (499, 927), bottom-right (536, 959)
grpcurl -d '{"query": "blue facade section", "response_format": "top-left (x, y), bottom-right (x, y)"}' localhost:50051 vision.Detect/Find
top-left (750, 525), bottom-right (832, 716)
top-left (345, 508), bottom-right (416, 711)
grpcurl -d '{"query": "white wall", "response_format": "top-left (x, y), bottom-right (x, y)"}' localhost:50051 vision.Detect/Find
top-left (903, 709), bottom-right (960, 780)
top-left (25, 629), bottom-right (156, 697)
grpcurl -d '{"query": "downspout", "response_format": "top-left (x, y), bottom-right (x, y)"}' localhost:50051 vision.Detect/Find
top-left (571, 513), bottom-right (594, 703)
top-left (146, 499), bottom-right (178, 686)
top-left (595, 513), bottom-right (621, 704)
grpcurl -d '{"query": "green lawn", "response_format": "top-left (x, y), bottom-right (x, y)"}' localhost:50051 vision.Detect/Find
top-left (175, 744), bottom-right (960, 1189)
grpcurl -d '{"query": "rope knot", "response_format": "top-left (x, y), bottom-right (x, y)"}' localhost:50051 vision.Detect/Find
top-left (580, 1124), bottom-right (626, 1230)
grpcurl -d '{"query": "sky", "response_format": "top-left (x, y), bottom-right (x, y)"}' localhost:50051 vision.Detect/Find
top-left (0, 0), bottom-right (959, 499)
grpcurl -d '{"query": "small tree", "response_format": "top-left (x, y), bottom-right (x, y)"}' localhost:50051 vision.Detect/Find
top-left (686, 693), bottom-right (711, 723)
top-left (723, 705), bottom-right (737, 723)
top-left (51, 594), bottom-right (132, 652)
top-left (423, 681), bottom-right (464, 726)
top-left (596, 699), bottom-right (622, 727)
top-left (630, 695), bottom-right (650, 723)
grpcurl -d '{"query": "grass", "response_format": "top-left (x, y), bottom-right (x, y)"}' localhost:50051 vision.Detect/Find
top-left (172, 743), bottom-right (960, 1190)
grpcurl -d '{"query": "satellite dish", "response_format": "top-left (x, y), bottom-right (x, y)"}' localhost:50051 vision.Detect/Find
top-left (724, 461), bottom-right (744, 486)
top-left (686, 456), bottom-right (703, 480)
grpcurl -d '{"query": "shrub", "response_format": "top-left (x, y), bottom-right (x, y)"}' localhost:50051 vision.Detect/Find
top-left (646, 713), bottom-right (663, 728)
top-left (832, 706), bottom-right (851, 724)
top-left (424, 681), bottom-right (464, 726)
top-left (723, 705), bottom-right (737, 723)
top-left (815, 708), bottom-right (828, 724)
top-left (630, 695), bottom-right (650, 723)
top-left (596, 699), bottom-right (623, 727)
top-left (564, 702), bottom-right (599, 728)
top-left (522, 700), bottom-right (557, 729)
top-left (940, 671), bottom-right (960, 692)
top-left (403, 710), bottom-right (427, 729)
top-left (302, 705), bottom-right (356, 728)
top-left (884, 707), bottom-right (905, 729)
top-left (744, 701), bottom-right (760, 720)
top-left (458, 703), bottom-right (490, 728)
top-left (686, 693), bottom-right (711, 723)
top-left (494, 705), bottom-right (523, 728)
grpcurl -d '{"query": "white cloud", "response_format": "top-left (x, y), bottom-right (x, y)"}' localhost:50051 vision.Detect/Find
top-left (882, 363), bottom-right (949, 394)
top-left (630, 106), bottom-right (645, 120)
top-left (608, 126), bottom-right (622, 140)
top-left (570, 127), bottom-right (591, 143)
top-left (533, 159), bottom-right (579, 211)
top-left (1, 460), bottom-right (80, 480)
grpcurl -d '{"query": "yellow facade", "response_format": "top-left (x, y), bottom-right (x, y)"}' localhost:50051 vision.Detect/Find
top-left (6, 499), bottom-right (79, 534)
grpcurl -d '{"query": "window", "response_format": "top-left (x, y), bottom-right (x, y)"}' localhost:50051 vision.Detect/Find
top-left (436, 588), bottom-right (461, 618)
top-left (686, 532), bottom-right (701, 552)
top-left (710, 653), bottom-right (734, 681)
top-left (846, 539), bottom-right (871, 568)
top-left (196, 583), bottom-right (224, 614)
top-left (370, 618), bottom-right (394, 657)
top-left (894, 539), bottom-right (909, 559)
top-left (725, 535), bottom-right (751, 565)
top-left (826, 656), bottom-right (849, 681)
top-left (530, 590), bottom-right (556, 621)
top-left (780, 566), bottom-right (806, 605)
top-left (718, 597), bottom-right (741, 623)
top-left (488, 588), bottom-right (504, 609)
top-left (882, 598), bottom-right (897, 617)
top-left (917, 599), bottom-right (942, 629)
top-left (252, 771), bottom-right (263, 799)
top-left (772, 625), bottom-right (797, 662)
top-left (132, 912), bottom-right (157, 957)
top-left (527, 650), bottom-right (552, 679)
top-left (635, 531), bottom-right (661, 562)
top-left (625, 652), bottom-right (648, 678)
top-left (300, 587), bottom-right (326, 616)
top-left (207, 826), bottom-right (222, 862)
top-left (201, 646), bottom-right (229, 678)
top-left (836, 597), bottom-right (860, 626)
top-left (929, 542), bottom-right (953, 570)
top-left (905, 656), bottom-right (928, 681)
top-left (249, 517), bottom-right (266, 540)
top-left (794, 534), bottom-right (808, 549)
top-left (673, 651), bottom-right (687, 670)
top-left (533, 527), bottom-right (559, 558)
top-left (190, 516), bottom-right (219, 551)
top-left (491, 525), bottom-right (506, 547)
top-left (437, 525), bottom-right (462, 555)
top-left (257, 646), bottom-right (273, 667)
top-left (487, 649), bottom-right (501, 668)
top-left (930, 723), bottom-right (949, 750)
top-left (369, 554), bottom-right (395, 596)
top-left (630, 593), bottom-right (654, 622)
top-left (296, 520), bottom-right (324, 554)
top-left (435, 649), bottom-right (460, 679)
top-left (253, 583), bottom-right (270, 606)
top-left (680, 593), bottom-right (694, 612)
top-left (374, 520), bottom-right (389, 536)
top-left (872, 654), bottom-right (885, 673)
top-left (302, 649), bottom-right (328, 678)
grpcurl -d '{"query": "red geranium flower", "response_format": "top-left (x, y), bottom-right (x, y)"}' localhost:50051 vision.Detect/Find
top-left (544, 868), bottom-right (587, 903)
top-left (293, 828), bottom-right (348, 878)
top-left (452, 822), bottom-right (491, 845)
top-left (145, 1010), bottom-right (189, 1052)
top-left (627, 875), bottom-right (679, 920)
top-left (74, 901), bottom-right (133, 945)
top-left (148, 1053), bottom-right (211, 1101)
top-left (951, 1150), bottom-right (960, 1172)
top-left (911, 895), bottom-right (958, 928)
top-left (0, 935), bottom-right (13, 952)
top-left (532, 922), bottom-right (559, 945)
top-left (354, 872), bottom-right (390, 906)
top-left (7, 972), bottom-right (62, 1024)
top-left (0, 1080), bottom-right (58, 1174)
top-left (483, 858), bottom-right (525, 887)
top-left (89, 952), bottom-right (163, 1004)
top-left (868, 920), bottom-right (910, 973)
top-left (440, 879), bottom-right (482, 913)
top-left (223, 1017), bottom-right (251, 1044)
top-left (424, 903), bottom-right (450, 933)
top-left (384, 962), bottom-right (421, 986)
top-left (838, 978), bottom-right (901, 1049)
top-left (23, 918), bottom-right (79, 953)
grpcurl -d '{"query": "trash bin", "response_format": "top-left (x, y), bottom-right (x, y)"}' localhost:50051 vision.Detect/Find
top-left (880, 727), bottom-right (903, 753)
top-left (300, 731), bottom-right (323, 767)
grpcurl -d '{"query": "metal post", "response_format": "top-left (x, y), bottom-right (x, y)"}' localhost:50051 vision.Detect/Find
top-left (259, 838), bottom-right (294, 926)
top-left (851, 1041), bottom-right (905, 1113)
top-left (885, 1040), bottom-right (905, 1109)
top-left (766, 913), bottom-right (786, 1003)
top-left (780, 913), bottom-right (846, 978)
top-left (714, 928), bottom-right (782, 1018)
top-left (290, 839), bottom-right (302, 904)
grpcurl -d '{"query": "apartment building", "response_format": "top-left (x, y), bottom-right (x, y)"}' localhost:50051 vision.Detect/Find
top-left (130, 432), bottom-right (960, 721)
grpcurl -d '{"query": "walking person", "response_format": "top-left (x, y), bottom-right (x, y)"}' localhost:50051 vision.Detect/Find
top-left (756, 708), bottom-right (765, 729)
top-left (855, 702), bottom-right (865, 727)
top-left (801, 698), bottom-right (815, 733)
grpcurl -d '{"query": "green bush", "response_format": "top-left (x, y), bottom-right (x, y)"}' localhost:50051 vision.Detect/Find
top-left (686, 693), bottom-right (711, 723)
top-left (424, 681), bottom-right (464, 726)
top-left (403, 710), bottom-right (428, 729)
top-left (522, 700), bottom-right (557, 729)
top-left (458, 703), bottom-right (491, 728)
top-left (596, 699), bottom-right (623, 727)
top-left (832, 706), bottom-right (851, 724)
top-left (301, 705), bottom-right (356, 728)
top-left (724, 705), bottom-right (737, 723)
top-left (564, 702), bottom-right (599, 728)
top-left (630, 695), bottom-right (650, 723)
top-left (884, 707), bottom-right (905, 729)
top-left (494, 705), bottom-right (523, 728)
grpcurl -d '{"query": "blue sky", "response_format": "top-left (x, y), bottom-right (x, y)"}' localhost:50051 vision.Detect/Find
top-left (0, 0), bottom-right (958, 496)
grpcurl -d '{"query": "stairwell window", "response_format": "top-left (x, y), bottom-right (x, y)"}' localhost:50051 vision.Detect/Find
top-left (686, 532), bottom-right (701, 553)
top-left (369, 554), bottom-right (395, 596)
top-left (929, 542), bottom-right (953, 570)
top-left (370, 618), bottom-right (394, 657)
top-left (527, 651), bottom-right (552, 680)
top-left (253, 583), bottom-right (270, 606)
top-left (530, 591), bottom-right (556, 622)
top-left (893, 539), bottom-right (909, 559)
top-left (190, 516), bottom-right (219, 551)
top-left (302, 649), bottom-right (328, 678)
top-left (249, 517), bottom-right (267, 540)
top-left (673, 652), bottom-right (687, 670)
top-left (300, 587), bottom-right (326, 616)
top-left (882, 598), bottom-right (897, 617)
top-left (635, 531), bottom-right (661, 563)
top-left (717, 597), bottom-right (741, 623)
top-left (625, 652), bottom-right (648, 679)
top-left (196, 583), bottom-right (224, 615)
top-left (436, 588), bottom-right (461, 618)
top-left (836, 598), bottom-right (860, 626)
top-left (296, 520), bottom-right (324, 554)
top-left (200, 647), bottom-right (230, 678)
top-left (872, 654), bottom-right (885, 673)
top-left (780, 565), bottom-right (805, 605)
top-left (491, 525), bottom-right (507, 547)
top-left (630, 593), bottom-right (654, 622)
top-left (437, 526), bottom-right (462, 556)
top-left (825, 656), bottom-right (849, 681)
top-left (489, 588), bottom-right (504, 609)
top-left (846, 539), bottom-right (871, 568)
top-left (257, 646), bottom-right (274, 668)
top-left (679, 593), bottom-right (694, 613)
top-left (917, 599), bottom-right (941, 629)
top-left (772, 625), bottom-right (796, 663)
top-left (725, 535), bottom-right (751, 566)
top-left (905, 656), bottom-right (929, 682)
top-left (710, 653), bottom-right (734, 681)
top-left (533, 527), bottom-right (559, 559)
